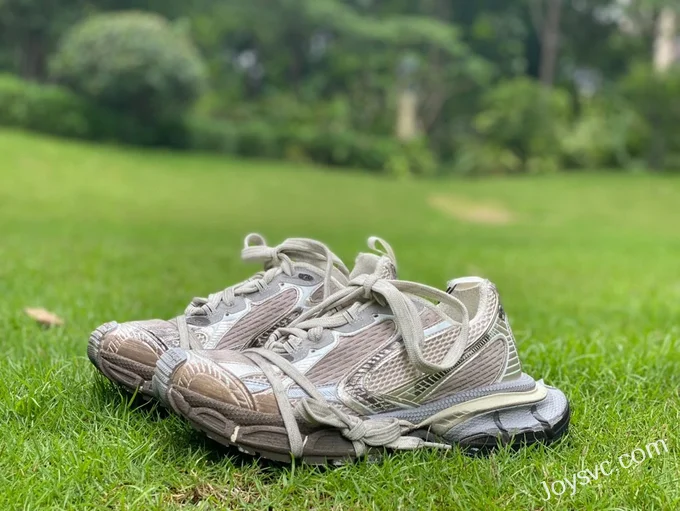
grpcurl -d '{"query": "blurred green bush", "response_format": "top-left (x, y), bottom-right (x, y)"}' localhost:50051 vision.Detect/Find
top-left (0, 73), bottom-right (90, 138)
top-left (561, 94), bottom-right (647, 169)
top-left (0, 72), bottom-right (436, 174)
top-left (621, 64), bottom-right (680, 170)
top-left (6, 59), bottom-right (680, 176)
top-left (448, 74), bottom-right (680, 175)
top-left (0, 73), bottom-right (186, 146)
top-left (50, 11), bottom-right (207, 123)
top-left (188, 116), bottom-right (436, 175)
top-left (453, 78), bottom-right (570, 175)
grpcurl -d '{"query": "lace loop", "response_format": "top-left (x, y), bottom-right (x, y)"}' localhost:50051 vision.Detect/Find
top-left (243, 233), bottom-right (267, 248)
top-left (367, 236), bottom-right (397, 269)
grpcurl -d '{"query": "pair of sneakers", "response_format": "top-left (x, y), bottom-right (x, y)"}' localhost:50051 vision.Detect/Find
top-left (88, 234), bottom-right (570, 464)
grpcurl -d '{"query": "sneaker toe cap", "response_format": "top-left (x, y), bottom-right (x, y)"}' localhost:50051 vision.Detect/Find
top-left (91, 320), bottom-right (174, 367)
top-left (171, 351), bottom-right (259, 409)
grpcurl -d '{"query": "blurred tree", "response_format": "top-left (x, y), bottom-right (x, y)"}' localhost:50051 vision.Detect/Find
top-left (189, 0), bottom-right (490, 140)
top-left (622, 63), bottom-right (680, 169)
top-left (654, 6), bottom-right (677, 73)
top-left (50, 11), bottom-right (207, 121)
top-left (619, 0), bottom-right (679, 71)
top-left (1, 0), bottom-right (678, 171)
top-left (529, 0), bottom-right (564, 86)
top-left (0, 0), bottom-right (88, 79)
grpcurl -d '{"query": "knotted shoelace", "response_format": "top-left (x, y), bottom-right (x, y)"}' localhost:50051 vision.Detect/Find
top-left (242, 273), bottom-right (471, 458)
top-left (177, 233), bottom-right (349, 350)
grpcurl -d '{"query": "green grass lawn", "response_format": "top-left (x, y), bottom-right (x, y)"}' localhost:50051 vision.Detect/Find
top-left (0, 129), bottom-right (678, 510)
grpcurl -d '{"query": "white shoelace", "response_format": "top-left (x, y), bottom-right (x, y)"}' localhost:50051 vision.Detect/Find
top-left (177, 234), bottom-right (349, 350)
top-left (241, 272), bottom-right (471, 458)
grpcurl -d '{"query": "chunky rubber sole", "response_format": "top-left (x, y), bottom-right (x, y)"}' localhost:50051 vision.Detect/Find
top-left (88, 321), bottom-right (156, 399)
top-left (441, 385), bottom-right (570, 454)
top-left (153, 349), bottom-right (571, 464)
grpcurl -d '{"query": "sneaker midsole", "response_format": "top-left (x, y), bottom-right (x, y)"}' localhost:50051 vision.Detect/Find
top-left (414, 380), bottom-right (549, 435)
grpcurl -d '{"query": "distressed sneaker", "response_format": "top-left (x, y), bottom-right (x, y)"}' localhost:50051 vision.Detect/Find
top-left (154, 247), bottom-right (570, 463)
top-left (87, 234), bottom-right (350, 398)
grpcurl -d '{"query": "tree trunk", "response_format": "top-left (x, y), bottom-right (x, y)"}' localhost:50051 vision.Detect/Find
top-left (18, 36), bottom-right (47, 81)
top-left (538, 0), bottom-right (563, 87)
top-left (396, 90), bottom-right (419, 141)
top-left (654, 7), bottom-right (676, 74)
top-left (650, 8), bottom-right (677, 170)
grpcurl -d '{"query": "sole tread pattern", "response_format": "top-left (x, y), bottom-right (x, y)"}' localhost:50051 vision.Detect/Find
top-left (167, 384), bottom-right (571, 465)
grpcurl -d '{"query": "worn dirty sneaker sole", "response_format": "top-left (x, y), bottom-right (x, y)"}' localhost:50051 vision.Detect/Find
top-left (153, 349), bottom-right (570, 464)
top-left (88, 321), bottom-right (156, 399)
top-left (153, 349), bottom-right (359, 464)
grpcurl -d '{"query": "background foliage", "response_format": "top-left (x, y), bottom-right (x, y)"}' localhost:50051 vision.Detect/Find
top-left (0, 0), bottom-right (679, 174)
top-left (50, 12), bottom-right (207, 122)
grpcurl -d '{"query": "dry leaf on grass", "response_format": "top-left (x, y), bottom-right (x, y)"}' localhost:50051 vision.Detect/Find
top-left (24, 307), bottom-right (64, 327)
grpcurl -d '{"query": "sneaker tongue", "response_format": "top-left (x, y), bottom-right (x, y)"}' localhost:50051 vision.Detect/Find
top-left (350, 253), bottom-right (397, 279)
top-left (445, 276), bottom-right (487, 320)
top-left (288, 252), bottom-right (348, 285)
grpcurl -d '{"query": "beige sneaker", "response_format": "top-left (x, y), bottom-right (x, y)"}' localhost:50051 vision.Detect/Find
top-left (87, 234), bottom-right (350, 399)
top-left (154, 241), bottom-right (569, 463)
